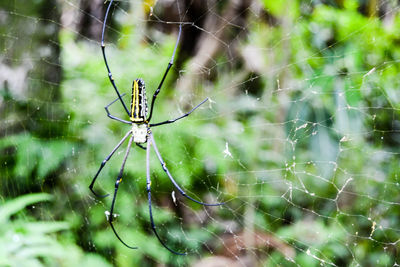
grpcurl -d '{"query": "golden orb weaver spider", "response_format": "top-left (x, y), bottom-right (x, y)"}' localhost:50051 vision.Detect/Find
top-left (89, 0), bottom-right (224, 255)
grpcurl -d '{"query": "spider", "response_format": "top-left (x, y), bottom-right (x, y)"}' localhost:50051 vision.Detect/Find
top-left (89, 0), bottom-right (224, 255)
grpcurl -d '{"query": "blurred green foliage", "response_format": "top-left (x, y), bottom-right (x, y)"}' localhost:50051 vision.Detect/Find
top-left (0, 193), bottom-right (111, 267)
top-left (1, 0), bottom-right (399, 266)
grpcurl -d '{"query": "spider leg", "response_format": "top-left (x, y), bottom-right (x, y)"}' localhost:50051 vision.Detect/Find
top-left (147, 24), bottom-right (182, 122)
top-left (89, 130), bottom-right (132, 198)
top-left (146, 140), bottom-right (187, 255)
top-left (108, 134), bottom-right (138, 249)
top-left (101, 0), bottom-right (131, 116)
top-left (105, 93), bottom-right (131, 124)
top-left (150, 98), bottom-right (208, 127)
top-left (149, 132), bottom-right (225, 206)
top-left (136, 143), bottom-right (146, 150)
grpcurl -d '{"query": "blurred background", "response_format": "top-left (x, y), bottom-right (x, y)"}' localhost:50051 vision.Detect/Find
top-left (1, 0), bottom-right (399, 266)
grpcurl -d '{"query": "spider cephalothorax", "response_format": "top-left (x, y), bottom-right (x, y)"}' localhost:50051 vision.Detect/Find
top-left (89, 0), bottom-right (224, 256)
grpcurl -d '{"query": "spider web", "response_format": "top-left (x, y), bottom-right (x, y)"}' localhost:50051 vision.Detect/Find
top-left (1, 0), bottom-right (400, 266)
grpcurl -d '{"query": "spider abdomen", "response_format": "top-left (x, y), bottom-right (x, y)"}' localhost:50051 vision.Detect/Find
top-left (130, 79), bottom-right (148, 122)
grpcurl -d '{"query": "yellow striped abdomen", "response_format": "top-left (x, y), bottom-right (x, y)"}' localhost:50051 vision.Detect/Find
top-left (130, 79), bottom-right (148, 122)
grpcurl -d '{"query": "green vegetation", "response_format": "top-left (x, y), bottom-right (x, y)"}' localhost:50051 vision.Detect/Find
top-left (0, 193), bottom-right (111, 267)
top-left (0, 0), bottom-right (399, 266)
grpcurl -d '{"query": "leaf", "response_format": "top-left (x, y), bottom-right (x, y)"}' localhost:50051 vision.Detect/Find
top-left (37, 141), bottom-right (72, 178)
top-left (23, 221), bottom-right (70, 234)
top-left (80, 254), bottom-right (113, 267)
top-left (0, 132), bottom-right (72, 180)
top-left (0, 193), bottom-right (53, 223)
top-left (261, 0), bottom-right (300, 18)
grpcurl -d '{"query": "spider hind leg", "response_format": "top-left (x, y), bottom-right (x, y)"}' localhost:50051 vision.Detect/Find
top-left (149, 132), bottom-right (225, 207)
top-left (108, 134), bottom-right (138, 249)
top-left (146, 140), bottom-right (187, 255)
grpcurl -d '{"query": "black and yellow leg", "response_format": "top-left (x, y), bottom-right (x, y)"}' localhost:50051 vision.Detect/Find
top-left (105, 93), bottom-right (131, 124)
top-left (150, 97), bottom-right (209, 127)
top-left (147, 24), bottom-right (182, 122)
top-left (149, 132), bottom-right (225, 206)
top-left (146, 138), bottom-right (187, 255)
top-left (89, 130), bottom-right (132, 198)
top-left (108, 134), bottom-right (138, 249)
top-left (101, 0), bottom-right (131, 116)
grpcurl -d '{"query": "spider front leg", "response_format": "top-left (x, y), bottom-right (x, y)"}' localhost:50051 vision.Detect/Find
top-left (149, 132), bottom-right (225, 206)
top-left (104, 93), bottom-right (131, 124)
top-left (101, 0), bottom-right (130, 116)
top-left (150, 98), bottom-right (209, 127)
top-left (89, 130), bottom-right (132, 198)
top-left (108, 134), bottom-right (138, 249)
top-left (146, 139), bottom-right (187, 255)
top-left (147, 24), bottom-right (182, 122)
